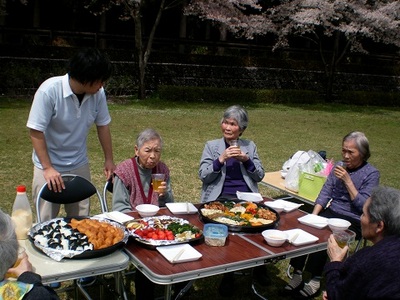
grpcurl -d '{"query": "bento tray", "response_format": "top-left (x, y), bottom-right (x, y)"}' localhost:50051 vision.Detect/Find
top-left (125, 215), bottom-right (203, 249)
top-left (199, 200), bottom-right (280, 233)
top-left (29, 217), bottom-right (129, 261)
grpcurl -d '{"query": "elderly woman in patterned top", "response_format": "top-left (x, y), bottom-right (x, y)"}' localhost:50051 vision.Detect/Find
top-left (112, 128), bottom-right (174, 212)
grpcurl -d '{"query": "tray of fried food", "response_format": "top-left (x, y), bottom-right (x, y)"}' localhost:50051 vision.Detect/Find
top-left (29, 217), bottom-right (129, 261)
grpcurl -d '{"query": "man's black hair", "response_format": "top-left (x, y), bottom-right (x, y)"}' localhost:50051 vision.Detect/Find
top-left (68, 48), bottom-right (113, 84)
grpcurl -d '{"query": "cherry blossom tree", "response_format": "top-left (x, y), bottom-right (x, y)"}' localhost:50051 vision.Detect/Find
top-left (187, 0), bottom-right (400, 101)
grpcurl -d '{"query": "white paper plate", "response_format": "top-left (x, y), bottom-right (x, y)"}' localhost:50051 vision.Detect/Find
top-left (166, 202), bottom-right (198, 214)
top-left (156, 244), bottom-right (202, 263)
top-left (95, 211), bottom-right (134, 224)
top-left (284, 229), bottom-right (319, 246)
top-left (264, 199), bottom-right (303, 213)
top-left (236, 191), bottom-right (263, 202)
top-left (298, 214), bottom-right (329, 229)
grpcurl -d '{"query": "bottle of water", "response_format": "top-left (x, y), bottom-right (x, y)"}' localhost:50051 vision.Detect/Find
top-left (310, 153), bottom-right (323, 173)
top-left (11, 185), bottom-right (33, 240)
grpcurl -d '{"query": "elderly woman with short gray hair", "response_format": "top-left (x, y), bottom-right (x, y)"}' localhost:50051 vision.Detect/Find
top-left (199, 105), bottom-right (265, 203)
top-left (285, 131), bottom-right (380, 298)
top-left (112, 128), bottom-right (176, 300)
top-left (112, 128), bottom-right (174, 212)
top-left (0, 209), bottom-right (59, 299)
top-left (198, 105), bottom-right (266, 296)
top-left (324, 186), bottom-right (400, 299)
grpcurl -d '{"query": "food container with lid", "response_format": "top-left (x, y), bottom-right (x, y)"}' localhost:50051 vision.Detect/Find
top-left (203, 223), bottom-right (228, 247)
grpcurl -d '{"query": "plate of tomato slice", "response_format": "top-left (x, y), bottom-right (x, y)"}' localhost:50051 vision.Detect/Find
top-left (125, 215), bottom-right (203, 248)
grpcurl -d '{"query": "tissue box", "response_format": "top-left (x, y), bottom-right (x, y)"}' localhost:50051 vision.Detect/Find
top-left (298, 172), bottom-right (326, 201)
top-left (203, 223), bottom-right (228, 247)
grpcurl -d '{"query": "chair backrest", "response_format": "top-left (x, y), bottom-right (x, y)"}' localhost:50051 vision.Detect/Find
top-left (36, 174), bottom-right (107, 222)
top-left (103, 177), bottom-right (113, 212)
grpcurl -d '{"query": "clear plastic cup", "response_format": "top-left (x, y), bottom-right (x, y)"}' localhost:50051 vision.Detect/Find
top-left (229, 140), bottom-right (239, 147)
top-left (333, 230), bottom-right (356, 248)
top-left (151, 173), bottom-right (165, 193)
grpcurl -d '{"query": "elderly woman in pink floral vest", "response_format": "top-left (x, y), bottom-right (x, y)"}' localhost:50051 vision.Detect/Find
top-left (112, 128), bottom-right (174, 212)
top-left (112, 128), bottom-right (175, 300)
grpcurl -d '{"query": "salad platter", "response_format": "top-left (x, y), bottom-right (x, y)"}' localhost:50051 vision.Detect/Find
top-left (125, 215), bottom-right (203, 249)
top-left (199, 200), bottom-right (280, 233)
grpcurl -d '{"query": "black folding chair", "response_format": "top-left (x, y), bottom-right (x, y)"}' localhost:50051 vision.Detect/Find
top-left (36, 173), bottom-right (106, 222)
top-left (102, 177), bottom-right (114, 213)
top-left (35, 174), bottom-right (127, 299)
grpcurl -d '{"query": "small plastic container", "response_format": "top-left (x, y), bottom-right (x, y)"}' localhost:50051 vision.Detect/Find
top-left (203, 223), bottom-right (228, 247)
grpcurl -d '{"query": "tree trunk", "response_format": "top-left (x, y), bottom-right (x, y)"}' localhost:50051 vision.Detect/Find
top-left (133, 0), bottom-right (166, 100)
top-left (179, 0), bottom-right (187, 54)
top-left (133, 8), bottom-right (146, 100)
top-left (217, 24), bottom-right (227, 56)
top-left (323, 31), bottom-right (341, 102)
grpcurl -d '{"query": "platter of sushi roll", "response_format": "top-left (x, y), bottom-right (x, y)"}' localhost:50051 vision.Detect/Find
top-left (29, 217), bottom-right (129, 261)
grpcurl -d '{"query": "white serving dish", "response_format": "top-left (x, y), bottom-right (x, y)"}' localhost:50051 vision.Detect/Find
top-left (262, 229), bottom-right (288, 247)
top-left (264, 201), bottom-right (285, 213)
top-left (166, 202), bottom-right (198, 214)
top-left (284, 229), bottom-right (319, 246)
top-left (328, 218), bottom-right (351, 232)
top-left (95, 211), bottom-right (134, 224)
top-left (298, 214), bottom-right (329, 229)
top-left (135, 204), bottom-right (160, 217)
top-left (236, 191), bottom-right (263, 202)
top-left (264, 199), bottom-right (303, 213)
top-left (156, 243), bottom-right (202, 263)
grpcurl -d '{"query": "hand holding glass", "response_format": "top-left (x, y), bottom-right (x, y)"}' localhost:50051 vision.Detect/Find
top-left (229, 140), bottom-right (239, 147)
top-left (152, 173), bottom-right (165, 193)
top-left (333, 230), bottom-right (356, 248)
top-left (5, 247), bottom-right (26, 278)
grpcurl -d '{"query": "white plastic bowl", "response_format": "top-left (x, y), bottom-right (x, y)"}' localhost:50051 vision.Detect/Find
top-left (264, 200), bottom-right (285, 213)
top-left (136, 204), bottom-right (160, 217)
top-left (262, 229), bottom-right (288, 247)
top-left (328, 218), bottom-right (351, 232)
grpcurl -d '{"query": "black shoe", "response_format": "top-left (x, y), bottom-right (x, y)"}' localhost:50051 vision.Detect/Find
top-left (218, 272), bottom-right (235, 297)
top-left (252, 266), bottom-right (270, 286)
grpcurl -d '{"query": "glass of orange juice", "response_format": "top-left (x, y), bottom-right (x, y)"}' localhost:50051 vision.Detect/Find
top-left (5, 246), bottom-right (25, 279)
top-left (151, 173), bottom-right (165, 193)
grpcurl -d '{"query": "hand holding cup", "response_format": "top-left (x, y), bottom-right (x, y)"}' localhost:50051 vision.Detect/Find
top-left (151, 173), bottom-right (166, 194)
top-left (5, 247), bottom-right (32, 278)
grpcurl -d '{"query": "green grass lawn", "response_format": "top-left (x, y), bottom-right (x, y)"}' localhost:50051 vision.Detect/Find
top-left (1, 96), bottom-right (399, 299)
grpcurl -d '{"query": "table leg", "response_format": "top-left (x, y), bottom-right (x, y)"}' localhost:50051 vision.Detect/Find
top-left (164, 284), bottom-right (173, 300)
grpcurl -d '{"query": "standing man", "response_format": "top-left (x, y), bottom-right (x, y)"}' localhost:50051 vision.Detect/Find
top-left (27, 48), bottom-right (115, 221)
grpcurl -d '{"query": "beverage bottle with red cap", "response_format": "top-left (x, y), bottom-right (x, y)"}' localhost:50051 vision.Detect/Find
top-left (11, 185), bottom-right (33, 239)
